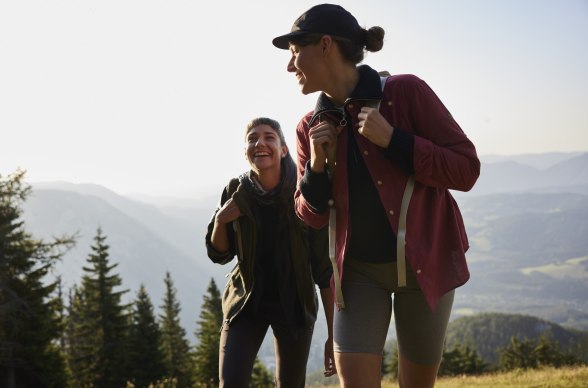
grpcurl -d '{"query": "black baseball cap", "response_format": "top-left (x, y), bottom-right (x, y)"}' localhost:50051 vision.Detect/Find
top-left (272, 3), bottom-right (361, 50)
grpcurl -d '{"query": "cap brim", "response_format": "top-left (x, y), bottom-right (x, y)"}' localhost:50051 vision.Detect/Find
top-left (272, 31), bottom-right (308, 50)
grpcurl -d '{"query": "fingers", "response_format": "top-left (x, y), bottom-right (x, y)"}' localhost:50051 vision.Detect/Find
top-left (357, 106), bottom-right (377, 132)
top-left (357, 107), bottom-right (393, 148)
top-left (309, 121), bottom-right (337, 146)
top-left (323, 339), bottom-right (337, 377)
top-left (309, 121), bottom-right (338, 172)
top-left (215, 198), bottom-right (242, 224)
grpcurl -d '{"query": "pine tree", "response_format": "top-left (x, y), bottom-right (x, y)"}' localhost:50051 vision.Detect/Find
top-left (0, 169), bottom-right (74, 388)
top-left (499, 336), bottom-right (538, 370)
top-left (193, 278), bottom-right (223, 387)
top-left (127, 284), bottom-right (166, 387)
top-left (251, 357), bottom-right (275, 387)
top-left (64, 286), bottom-right (92, 386)
top-left (386, 340), bottom-right (399, 380)
top-left (381, 348), bottom-right (390, 376)
top-left (66, 228), bottom-right (130, 387)
top-left (531, 335), bottom-right (581, 368)
top-left (439, 343), bottom-right (487, 376)
top-left (159, 271), bottom-right (193, 387)
top-left (498, 335), bottom-right (583, 371)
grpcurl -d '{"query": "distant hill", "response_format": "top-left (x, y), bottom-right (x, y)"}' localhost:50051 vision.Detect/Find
top-left (23, 184), bottom-right (227, 341)
top-left (18, 151), bottom-right (588, 371)
top-left (480, 151), bottom-right (584, 169)
top-left (459, 192), bottom-right (588, 265)
top-left (462, 152), bottom-right (588, 196)
top-left (443, 151), bottom-right (588, 329)
top-left (445, 312), bottom-right (588, 366)
top-left (454, 191), bottom-right (588, 330)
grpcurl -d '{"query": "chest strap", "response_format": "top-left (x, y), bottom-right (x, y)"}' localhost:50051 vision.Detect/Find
top-left (396, 175), bottom-right (414, 287)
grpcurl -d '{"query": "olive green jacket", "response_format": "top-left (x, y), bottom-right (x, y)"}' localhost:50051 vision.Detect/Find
top-left (205, 176), bottom-right (332, 328)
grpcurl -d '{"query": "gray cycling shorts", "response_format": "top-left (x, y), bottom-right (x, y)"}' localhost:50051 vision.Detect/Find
top-left (333, 258), bottom-right (454, 365)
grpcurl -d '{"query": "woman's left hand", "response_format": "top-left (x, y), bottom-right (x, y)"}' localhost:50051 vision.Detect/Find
top-left (323, 337), bottom-right (336, 377)
top-left (357, 107), bottom-right (394, 148)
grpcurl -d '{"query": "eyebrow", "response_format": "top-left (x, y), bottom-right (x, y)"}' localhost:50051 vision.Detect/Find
top-left (247, 131), bottom-right (277, 139)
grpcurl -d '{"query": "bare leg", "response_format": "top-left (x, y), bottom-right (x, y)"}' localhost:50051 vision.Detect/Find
top-left (397, 352), bottom-right (439, 388)
top-left (335, 351), bottom-right (382, 388)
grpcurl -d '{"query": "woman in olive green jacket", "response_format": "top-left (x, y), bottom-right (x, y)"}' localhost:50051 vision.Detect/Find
top-left (205, 117), bottom-right (335, 387)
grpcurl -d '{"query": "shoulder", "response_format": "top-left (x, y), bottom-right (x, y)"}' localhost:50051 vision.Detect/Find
top-left (224, 174), bottom-right (247, 196)
top-left (297, 110), bottom-right (315, 131)
top-left (386, 73), bottom-right (426, 87)
top-left (384, 74), bottom-right (438, 99)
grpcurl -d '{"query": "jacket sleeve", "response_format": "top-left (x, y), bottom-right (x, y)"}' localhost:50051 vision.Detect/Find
top-left (204, 184), bottom-right (236, 265)
top-left (308, 224), bottom-right (333, 289)
top-left (395, 75), bottom-right (480, 191)
top-left (294, 114), bottom-right (331, 229)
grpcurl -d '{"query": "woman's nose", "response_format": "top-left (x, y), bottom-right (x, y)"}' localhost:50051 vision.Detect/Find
top-left (287, 56), bottom-right (296, 72)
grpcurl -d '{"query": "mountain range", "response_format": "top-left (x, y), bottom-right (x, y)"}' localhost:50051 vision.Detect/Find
top-left (18, 150), bottom-right (588, 368)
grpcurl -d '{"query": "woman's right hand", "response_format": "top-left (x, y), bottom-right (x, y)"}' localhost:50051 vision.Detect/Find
top-left (215, 198), bottom-right (242, 225)
top-left (309, 120), bottom-right (338, 173)
top-left (210, 197), bottom-right (241, 254)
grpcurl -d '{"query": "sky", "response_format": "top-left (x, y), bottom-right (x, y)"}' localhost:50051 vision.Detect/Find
top-left (2, 0), bottom-right (587, 197)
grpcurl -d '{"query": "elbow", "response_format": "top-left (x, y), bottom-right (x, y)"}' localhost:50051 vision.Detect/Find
top-left (459, 159), bottom-right (481, 192)
top-left (295, 196), bottom-right (329, 229)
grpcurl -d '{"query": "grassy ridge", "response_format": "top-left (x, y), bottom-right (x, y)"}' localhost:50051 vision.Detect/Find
top-left (425, 366), bottom-right (588, 388)
top-left (308, 366), bottom-right (588, 387)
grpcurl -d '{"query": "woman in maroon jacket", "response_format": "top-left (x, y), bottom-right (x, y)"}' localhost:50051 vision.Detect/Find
top-left (272, 4), bottom-right (480, 388)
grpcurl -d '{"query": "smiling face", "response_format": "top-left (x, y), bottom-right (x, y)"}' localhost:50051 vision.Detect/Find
top-left (287, 40), bottom-right (326, 95)
top-left (245, 124), bottom-right (287, 175)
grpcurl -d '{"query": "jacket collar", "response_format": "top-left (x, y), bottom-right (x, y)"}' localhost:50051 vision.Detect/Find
top-left (310, 65), bottom-right (383, 126)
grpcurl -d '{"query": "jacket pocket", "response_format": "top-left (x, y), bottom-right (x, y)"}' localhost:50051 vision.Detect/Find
top-left (222, 268), bottom-right (246, 323)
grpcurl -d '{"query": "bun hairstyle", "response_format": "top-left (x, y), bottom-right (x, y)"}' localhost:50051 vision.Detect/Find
top-left (338, 26), bottom-right (385, 64)
top-left (363, 26), bottom-right (385, 52)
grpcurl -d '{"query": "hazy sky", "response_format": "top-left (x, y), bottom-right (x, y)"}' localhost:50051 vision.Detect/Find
top-left (2, 0), bottom-right (587, 196)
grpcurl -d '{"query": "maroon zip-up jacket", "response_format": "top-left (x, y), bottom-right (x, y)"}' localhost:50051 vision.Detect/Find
top-left (294, 65), bottom-right (480, 310)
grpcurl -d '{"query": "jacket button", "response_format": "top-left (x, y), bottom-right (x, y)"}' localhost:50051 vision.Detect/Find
top-left (416, 269), bottom-right (422, 275)
top-left (389, 209), bottom-right (394, 215)
top-left (348, 104), bottom-right (354, 109)
top-left (377, 180), bottom-right (383, 185)
top-left (364, 150), bottom-right (369, 156)
top-left (388, 101), bottom-right (393, 106)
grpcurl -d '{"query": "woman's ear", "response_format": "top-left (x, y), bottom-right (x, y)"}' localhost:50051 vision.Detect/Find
top-left (281, 145), bottom-right (288, 158)
top-left (321, 35), bottom-right (333, 54)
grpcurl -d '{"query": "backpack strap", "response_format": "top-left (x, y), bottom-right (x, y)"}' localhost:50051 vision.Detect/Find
top-left (330, 71), bottom-right (414, 298)
top-left (225, 178), bottom-right (243, 262)
top-left (329, 72), bottom-right (392, 310)
top-left (328, 199), bottom-right (345, 310)
top-left (375, 71), bottom-right (414, 287)
top-left (376, 71), bottom-right (415, 287)
top-left (396, 176), bottom-right (414, 287)
top-left (225, 177), bottom-right (240, 197)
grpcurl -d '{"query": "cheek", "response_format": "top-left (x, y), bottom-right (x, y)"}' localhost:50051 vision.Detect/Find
top-left (296, 54), bottom-right (318, 80)
top-left (294, 54), bottom-right (306, 71)
top-left (245, 146), bottom-right (254, 161)
top-left (294, 57), bottom-right (305, 70)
